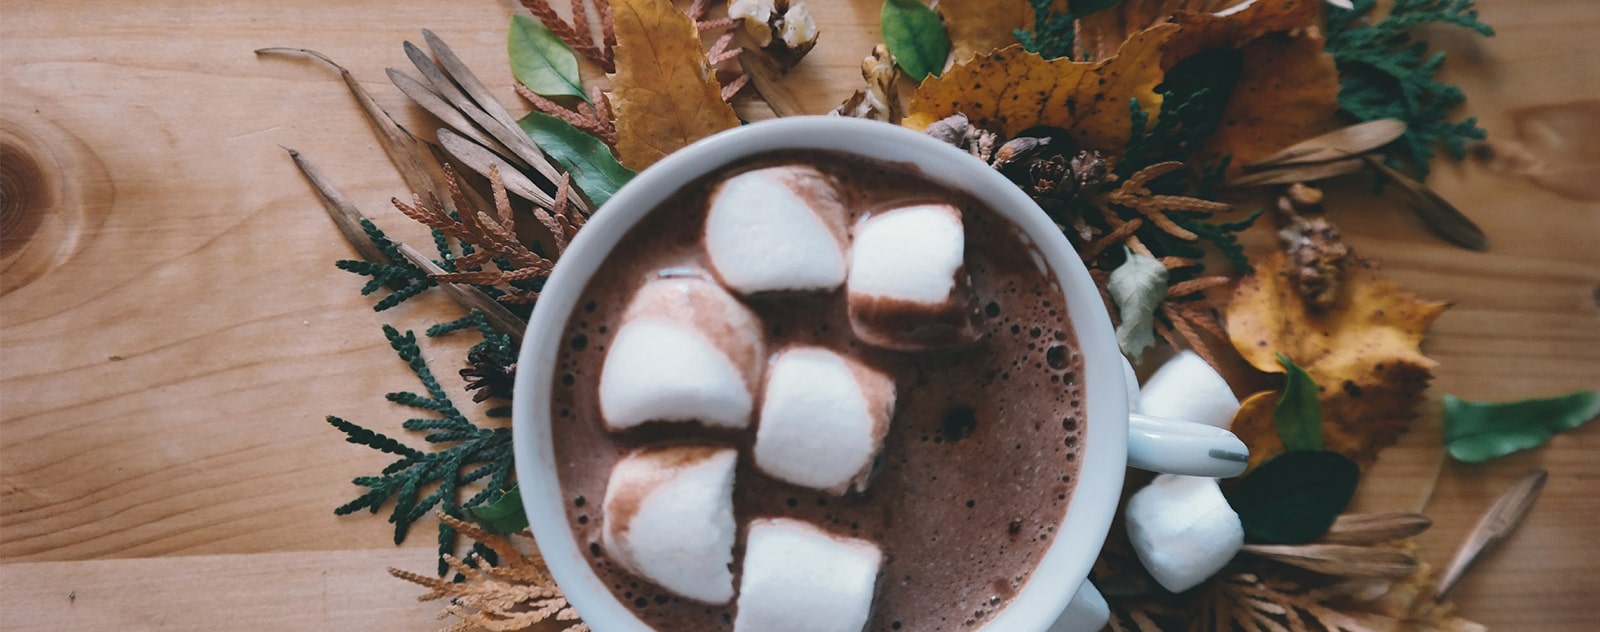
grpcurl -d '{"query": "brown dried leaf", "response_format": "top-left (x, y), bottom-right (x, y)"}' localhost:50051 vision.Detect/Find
top-left (1226, 253), bottom-right (1449, 468)
top-left (1247, 119), bottom-right (1408, 170)
top-left (1435, 469), bottom-right (1548, 601)
top-left (1363, 156), bottom-right (1489, 251)
top-left (1073, 0), bottom-right (1241, 62)
top-left (608, 0), bottom-right (741, 169)
top-left (905, 27), bottom-right (1176, 152)
top-left (938, 0), bottom-right (1034, 64)
top-left (1074, 0), bottom-right (1340, 176)
top-left (1322, 513), bottom-right (1434, 545)
top-left (1200, 29), bottom-right (1340, 176)
top-left (1109, 547), bottom-right (1485, 632)
top-left (1229, 157), bottom-right (1366, 187)
top-left (1241, 543), bottom-right (1420, 579)
top-left (739, 48), bottom-right (805, 117)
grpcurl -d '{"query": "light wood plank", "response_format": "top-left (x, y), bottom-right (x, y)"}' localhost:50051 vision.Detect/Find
top-left (0, 549), bottom-right (440, 630)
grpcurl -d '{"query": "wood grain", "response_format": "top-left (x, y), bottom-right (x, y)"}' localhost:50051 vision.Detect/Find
top-left (1, 0), bottom-right (1597, 630)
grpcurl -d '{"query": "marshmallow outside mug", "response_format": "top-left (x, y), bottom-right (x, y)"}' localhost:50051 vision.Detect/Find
top-left (512, 117), bottom-right (1249, 632)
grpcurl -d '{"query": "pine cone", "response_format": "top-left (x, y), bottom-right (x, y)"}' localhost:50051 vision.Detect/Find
top-left (461, 350), bottom-right (517, 403)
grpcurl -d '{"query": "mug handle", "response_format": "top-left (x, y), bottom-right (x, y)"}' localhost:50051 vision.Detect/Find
top-left (1126, 413), bottom-right (1249, 478)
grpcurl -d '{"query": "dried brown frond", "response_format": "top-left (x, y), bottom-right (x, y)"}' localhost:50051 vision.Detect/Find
top-left (519, 0), bottom-right (614, 72)
top-left (720, 72), bottom-right (751, 102)
top-left (391, 514), bottom-right (589, 632)
top-left (1166, 275), bottom-right (1231, 299)
top-left (1159, 302), bottom-right (1220, 368)
top-left (516, 84), bottom-right (619, 147)
top-left (1080, 218), bottom-right (1145, 263)
top-left (392, 165), bottom-right (559, 303)
top-left (1100, 162), bottom-right (1232, 242)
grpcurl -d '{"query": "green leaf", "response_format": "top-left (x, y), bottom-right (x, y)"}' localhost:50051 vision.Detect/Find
top-left (1108, 247), bottom-right (1168, 363)
top-left (1228, 450), bottom-right (1361, 544)
top-left (517, 112), bottom-right (636, 208)
top-left (1068, 0), bottom-right (1122, 17)
top-left (1275, 353), bottom-right (1324, 451)
top-left (468, 484), bottom-right (529, 534)
top-left (508, 14), bottom-right (586, 100)
top-left (881, 0), bottom-right (951, 81)
top-left (1443, 391), bottom-right (1600, 463)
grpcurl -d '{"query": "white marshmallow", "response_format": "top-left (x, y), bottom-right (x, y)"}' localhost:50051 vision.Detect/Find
top-left (846, 204), bottom-right (982, 350)
top-left (706, 166), bottom-right (849, 295)
top-left (599, 275), bottom-right (765, 430)
top-left (602, 446), bottom-right (739, 604)
top-left (754, 346), bottom-right (896, 494)
top-left (734, 518), bottom-right (882, 632)
top-left (1125, 474), bottom-right (1244, 593)
top-left (1138, 351), bottom-right (1239, 428)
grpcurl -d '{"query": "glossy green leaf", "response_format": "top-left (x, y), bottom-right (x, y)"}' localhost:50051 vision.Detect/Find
top-left (1443, 390), bottom-right (1600, 463)
top-left (508, 15), bottom-right (586, 100)
top-left (1228, 450), bottom-right (1360, 544)
top-left (468, 485), bottom-right (529, 534)
top-left (1108, 247), bottom-right (1168, 363)
top-left (1069, 0), bottom-right (1123, 16)
top-left (517, 112), bottom-right (636, 208)
top-left (881, 0), bottom-right (951, 81)
top-left (1275, 353), bottom-right (1324, 451)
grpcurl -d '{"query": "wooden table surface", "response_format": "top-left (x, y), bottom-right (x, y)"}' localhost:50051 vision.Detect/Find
top-left (2, 0), bottom-right (1597, 629)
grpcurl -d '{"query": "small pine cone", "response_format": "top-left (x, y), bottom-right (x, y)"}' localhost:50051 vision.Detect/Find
top-left (461, 350), bottom-right (517, 403)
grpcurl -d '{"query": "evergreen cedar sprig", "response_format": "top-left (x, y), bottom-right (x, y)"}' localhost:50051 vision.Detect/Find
top-left (334, 219), bottom-right (438, 311)
top-left (390, 164), bottom-right (579, 307)
top-left (1325, 0), bottom-right (1494, 180)
top-left (328, 322), bottom-right (516, 574)
top-left (1016, 0), bottom-right (1076, 60)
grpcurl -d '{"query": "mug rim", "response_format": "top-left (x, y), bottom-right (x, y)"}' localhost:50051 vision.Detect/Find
top-left (512, 116), bottom-right (1128, 631)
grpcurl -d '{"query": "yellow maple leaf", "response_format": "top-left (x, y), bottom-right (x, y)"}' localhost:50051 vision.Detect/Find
top-left (1226, 252), bottom-right (1449, 469)
top-left (938, 0), bottom-right (1035, 65)
top-left (608, 0), bottom-right (740, 171)
top-left (904, 26), bottom-right (1176, 152)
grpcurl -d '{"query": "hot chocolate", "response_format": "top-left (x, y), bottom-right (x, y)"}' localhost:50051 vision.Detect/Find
top-left (548, 151), bottom-right (1087, 631)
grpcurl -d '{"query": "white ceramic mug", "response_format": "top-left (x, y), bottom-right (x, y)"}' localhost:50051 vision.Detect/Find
top-left (512, 117), bottom-right (1248, 632)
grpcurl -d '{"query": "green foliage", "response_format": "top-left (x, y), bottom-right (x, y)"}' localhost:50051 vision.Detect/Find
top-left (1228, 449), bottom-right (1361, 544)
top-left (1274, 354), bottom-right (1324, 452)
top-left (1444, 391), bottom-right (1600, 462)
top-left (1068, 0), bottom-right (1120, 16)
top-left (468, 484), bottom-right (530, 534)
top-left (1120, 49), bottom-right (1242, 178)
top-left (518, 112), bottom-right (636, 207)
top-left (328, 322), bottom-right (516, 574)
top-left (508, 14), bottom-right (586, 100)
top-left (1324, 0), bottom-right (1494, 180)
top-left (881, 0), bottom-right (951, 80)
top-left (334, 219), bottom-right (437, 311)
top-left (1176, 206), bottom-right (1261, 273)
top-left (1108, 247), bottom-right (1168, 363)
top-left (1015, 0), bottom-right (1075, 60)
